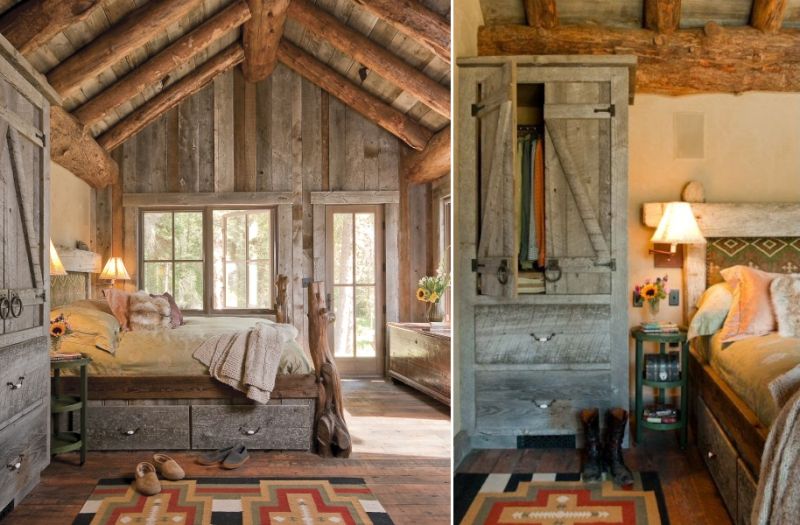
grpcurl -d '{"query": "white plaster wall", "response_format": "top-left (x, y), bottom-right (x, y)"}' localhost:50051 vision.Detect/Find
top-left (50, 162), bottom-right (93, 249)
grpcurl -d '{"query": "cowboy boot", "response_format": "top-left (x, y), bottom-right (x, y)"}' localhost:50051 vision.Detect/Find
top-left (580, 408), bottom-right (603, 482)
top-left (604, 408), bottom-right (634, 487)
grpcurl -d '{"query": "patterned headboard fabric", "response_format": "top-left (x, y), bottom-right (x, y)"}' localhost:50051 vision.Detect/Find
top-left (51, 273), bottom-right (90, 308)
top-left (706, 237), bottom-right (800, 286)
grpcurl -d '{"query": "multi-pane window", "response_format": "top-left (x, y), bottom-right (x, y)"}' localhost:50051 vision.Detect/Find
top-left (140, 208), bottom-right (274, 312)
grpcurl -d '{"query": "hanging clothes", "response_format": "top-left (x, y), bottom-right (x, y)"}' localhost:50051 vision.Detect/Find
top-left (534, 135), bottom-right (546, 268)
top-left (517, 131), bottom-right (546, 270)
top-left (518, 134), bottom-right (533, 267)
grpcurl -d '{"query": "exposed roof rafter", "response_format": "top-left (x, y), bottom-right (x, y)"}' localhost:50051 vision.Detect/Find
top-left (242, 0), bottom-right (291, 82)
top-left (0, 0), bottom-right (103, 55)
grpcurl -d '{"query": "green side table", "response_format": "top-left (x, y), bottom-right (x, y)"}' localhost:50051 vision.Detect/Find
top-left (632, 327), bottom-right (688, 449)
top-left (50, 356), bottom-right (91, 465)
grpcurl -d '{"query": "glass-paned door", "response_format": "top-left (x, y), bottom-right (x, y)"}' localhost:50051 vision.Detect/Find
top-left (326, 205), bottom-right (384, 377)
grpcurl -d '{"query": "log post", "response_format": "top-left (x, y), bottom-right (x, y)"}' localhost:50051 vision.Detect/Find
top-left (405, 125), bottom-right (450, 184)
top-left (644, 0), bottom-right (681, 34)
top-left (242, 0), bottom-right (291, 82)
top-left (751, 0), bottom-right (788, 33)
top-left (307, 282), bottom-right (351, 458)
top-left (50, 106), bottom-right (118, 188)
top-left (523, 0), bottom-right (558, 29)
top-left (274, 274), bottom-right (289, 324)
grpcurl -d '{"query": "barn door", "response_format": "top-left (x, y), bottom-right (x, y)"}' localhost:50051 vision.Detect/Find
top-left (474, 63), bottom-right (517, 297)
top-left (0, 77), bottom-right (48, 344)
top-left (543, 76), bottom-right (620, 295)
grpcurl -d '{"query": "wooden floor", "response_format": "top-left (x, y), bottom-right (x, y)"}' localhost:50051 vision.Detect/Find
top-left (5, 379), bottom-right (451, 525)
top-left (456, 430), bottom-right (732, 525)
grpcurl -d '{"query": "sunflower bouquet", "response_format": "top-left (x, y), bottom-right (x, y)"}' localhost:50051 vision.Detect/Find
top-left (634, 275), bottom-right (669, 309)
top-left (416, 266), bottom-right (450, 305)
top-left (49, 313), bottom-right (72, 353)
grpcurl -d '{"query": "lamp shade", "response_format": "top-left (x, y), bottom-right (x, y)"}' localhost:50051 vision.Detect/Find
top-left (651, 202), bottom-right (706, 250)
top-left (49, 241), bottom-right (67, 276)
top-left (99, 257), bottom-right (130, 281)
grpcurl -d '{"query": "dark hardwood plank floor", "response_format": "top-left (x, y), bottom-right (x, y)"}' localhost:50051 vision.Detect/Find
top-left (456, 430), bottom-right (732, 525)
top-left (4, 379), bottom-right (451, 525)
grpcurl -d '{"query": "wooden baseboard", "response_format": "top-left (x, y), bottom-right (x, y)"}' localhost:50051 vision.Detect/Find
top-left (453, 429), bottom-right (471, 470)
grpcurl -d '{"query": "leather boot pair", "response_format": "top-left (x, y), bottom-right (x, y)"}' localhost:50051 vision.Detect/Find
top-left (580, 408), bottom-right (634, 487)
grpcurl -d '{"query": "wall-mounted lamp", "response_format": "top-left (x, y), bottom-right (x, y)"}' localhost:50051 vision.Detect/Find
top-left (650, 202), bottom-right (706, 268)
top-left (49, 241), bottom-right (67, 276)
top-left (99, 257), bottom-right (130, 287)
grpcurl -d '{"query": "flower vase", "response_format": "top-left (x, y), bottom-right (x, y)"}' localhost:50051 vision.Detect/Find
top-left (425, 301), bottom-right (444, 323)
top-left (643, 300), bottom-right (660, 323)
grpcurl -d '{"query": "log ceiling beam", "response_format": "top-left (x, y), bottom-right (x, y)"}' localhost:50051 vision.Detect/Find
top-left (478, 24), bottom-right (800, 94)
top-left (523, 0), bottom-right (558, 29)
top-left (73, 0), bottom-right (251, 128)
top-left (242, 0), bottom-right (291, 82)
top-left (751, 0), bottom-right (788, 32)
top-left (277, 40), bottom-right (432, 150)
top-left (288, 0), bottom-right (449, 119)
top-left (0, 0), bottom-right (103, 55)
top-left (644, 0), bottom-right (681, 34)
top-left (97, 44), bottom-right (244, 151)
top-left (353, 0), bottom-right (450, 64)
top-left (404, 125), bottom-right (449, 184)
top-left (50, 106), bottom-right (118, 188)
top-left (47, 0), bottom-right (204, 99)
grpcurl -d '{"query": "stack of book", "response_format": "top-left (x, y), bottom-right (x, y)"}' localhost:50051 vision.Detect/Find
top-left (643, 405), bottom-right (679, 424)
top-left (518, 271), bottom-right (545, 294)
top-left (640, 321), bottom-right (679, 334)
top-left (50, 352), bottom-right (83, 362)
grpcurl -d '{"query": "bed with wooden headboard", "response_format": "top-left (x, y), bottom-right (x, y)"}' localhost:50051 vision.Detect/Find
top-left (643, 201), bottom-right (800, 522)
top-left (52, 271), bottom-right (350, 458)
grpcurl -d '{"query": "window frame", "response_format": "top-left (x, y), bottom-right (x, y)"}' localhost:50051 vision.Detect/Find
top-left (138, 205), bottom-right (278, 316)
top-left (440, 195), bottom-right (452, 322)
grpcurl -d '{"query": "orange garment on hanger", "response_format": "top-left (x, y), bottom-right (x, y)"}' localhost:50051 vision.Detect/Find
top-left (534, 137), bottom-right (546, 267)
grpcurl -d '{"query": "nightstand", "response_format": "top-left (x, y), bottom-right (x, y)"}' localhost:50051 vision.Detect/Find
top-left (50, 356), bottom-right (91, 465)
top-left (632, 327), bottom-right (688, 448)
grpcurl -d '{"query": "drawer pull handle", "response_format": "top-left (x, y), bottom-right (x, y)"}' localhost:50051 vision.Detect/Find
top-left (535, 399), bottom-right (556, 409)
top-left (239, 426), bottom-right (261, 436)
top-left (6, 456), bottom-right (23, 472)
top-left (119, 428), bottom-right (140, 436)
top-left (7, 377), bottom-right (24, 390)
top-left (530, 333), bottom-right (556, 343)
top-left (707, 451), bottom-right (716, 459)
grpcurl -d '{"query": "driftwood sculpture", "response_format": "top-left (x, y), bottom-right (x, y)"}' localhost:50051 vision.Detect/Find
top-left (274, 274), bottom-right (289, 324)
top-left (307, 282), bottom-right (352, 458)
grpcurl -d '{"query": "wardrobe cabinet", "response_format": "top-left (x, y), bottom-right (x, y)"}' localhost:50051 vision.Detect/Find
top-left (456, 56), bottom-right (635, 449)
top-left (0, 39), bottom-right (52, 515)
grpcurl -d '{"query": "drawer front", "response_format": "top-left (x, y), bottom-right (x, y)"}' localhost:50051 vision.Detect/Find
top-left (475, 305), bottom-right (610, 365)
top-left (87, 406), bottom-right (190, 450)
top-left (388, 328), bottom-right (450, 399)
top-left (697, 398), bottom-right (738, 519)
top-left (475, 369), bottom-right (611, 435)
top-left (192, 401), bottom-right (313, 450)
top-left (0, 403), bottom-right (48, 509)
top-left (737, 459), bottom-right (757, 525)
top-left (0, 337), bottom-right (49, 426)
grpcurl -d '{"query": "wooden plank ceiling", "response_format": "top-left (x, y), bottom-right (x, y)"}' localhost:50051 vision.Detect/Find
top-left (0, 0), bottom-right (451, 187)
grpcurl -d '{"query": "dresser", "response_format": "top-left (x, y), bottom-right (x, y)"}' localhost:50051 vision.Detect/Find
top-left (387, 323), bottom-right (450, 406)
top-left (0, 37), bottom-right (53, 515)
top-left (456, 56), bottom-right (635, 451)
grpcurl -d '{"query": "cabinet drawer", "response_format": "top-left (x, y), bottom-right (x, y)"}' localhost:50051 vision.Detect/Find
top-left (475, 305), bottom-right (610, 365)
top-left (0, 403), bottom-right (48, 510)
top-left (737, 459), bottom-right (757, 525)
top-left (192, 401), bottom-right (313, 450)
top-left (697, 398), bottom-right (738, 519)
top-left (87, 406), bottom-right (190, 450)
top-left (0, 337), bottom-right (48, 426)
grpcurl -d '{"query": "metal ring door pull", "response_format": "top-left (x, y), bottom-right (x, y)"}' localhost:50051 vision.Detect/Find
top-left (239, 426), bottom-right (261, 436)
top-left (9, 293), bottom-right (22, 318)
top-left (530, 333), bottom-right (556, 343)
top-left (497, 259), bottom-right (509, 285)
top-left (544, 259), bottom-right (562, 283)
top-left (7, 377), bottom-right (24, 390)
top-left (0, 296), bottom-right (9, 320)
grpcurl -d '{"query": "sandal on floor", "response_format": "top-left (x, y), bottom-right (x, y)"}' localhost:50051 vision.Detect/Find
top-left (153, 453), bottom-right (185, 481)
top-left (196, 445), bottom-right (237, 466)
top-left (134, 462), bottom-right (161, 496)
top-left (221, 444), bottom-right (250, 470)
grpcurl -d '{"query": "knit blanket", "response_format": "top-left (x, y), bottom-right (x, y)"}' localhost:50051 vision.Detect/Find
top-left (752, 385), bottom-right (800, 524)
top-left (192, 322), bottom-right (284, 404)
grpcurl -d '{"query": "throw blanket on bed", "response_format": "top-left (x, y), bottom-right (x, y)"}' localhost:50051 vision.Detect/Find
top-left (192, 322), bottom-right (283, 403)
top-left (752, 384), bottom-right (800, 524)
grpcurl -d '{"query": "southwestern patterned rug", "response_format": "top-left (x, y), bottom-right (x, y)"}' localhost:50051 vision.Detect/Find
top-left (72, 477), bottom-right (394, 525)
top-left (454, 472), bottom-right (669, 525)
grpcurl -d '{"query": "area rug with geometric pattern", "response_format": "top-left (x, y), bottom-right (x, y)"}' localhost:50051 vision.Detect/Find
top-left (72, 477), bottom-right (393, 525)
top-left (454, 472), bottom-right (669, 525)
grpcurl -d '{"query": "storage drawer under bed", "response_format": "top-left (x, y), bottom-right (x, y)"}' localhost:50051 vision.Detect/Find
top-left (697, 398), bottom-right (738, 519)
top-left (87, 405), bottom-right (190, 450)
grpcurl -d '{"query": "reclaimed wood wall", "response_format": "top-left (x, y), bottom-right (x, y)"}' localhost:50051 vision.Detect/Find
top-left (95, 63), bottom-right (432, 341)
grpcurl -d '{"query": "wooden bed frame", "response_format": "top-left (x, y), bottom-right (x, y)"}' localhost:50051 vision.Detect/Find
top-left (57, 281), bottom-right (351, 457)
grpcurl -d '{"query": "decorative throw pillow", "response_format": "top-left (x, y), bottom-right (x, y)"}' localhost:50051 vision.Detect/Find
top-left (68, 299), bottom-right (114, 317)
top-left (105, 288), bottom-right (131, 331)
top-left (128, 291), bottom-right (172, 331)
top-left (687, 282), bottom-right (733, 340)
top-left (51, 306), bottom-right (121, 354)
top-left (718, 266), bottom-right (781, 342)
top-left (150, 292), bottom-right (184, 328)
top-left (770, 276), bottom-right (800, 338)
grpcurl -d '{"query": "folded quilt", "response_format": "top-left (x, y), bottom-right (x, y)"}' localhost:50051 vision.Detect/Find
top-left (192, 322), bottom-right (284, 403)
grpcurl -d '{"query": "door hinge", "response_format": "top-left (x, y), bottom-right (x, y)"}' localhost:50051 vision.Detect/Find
top-left (471, 103), bottom-right (484, 117)
top-left (593, 104), bottom-right (616, 117)
top-left (595, 258), bottom-right (617, 271)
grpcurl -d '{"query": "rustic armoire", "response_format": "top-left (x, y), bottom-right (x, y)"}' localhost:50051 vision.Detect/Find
top-left (0, 39), bottom-right (52, 515)
top-left (455, 56), bottom-right (636, 456)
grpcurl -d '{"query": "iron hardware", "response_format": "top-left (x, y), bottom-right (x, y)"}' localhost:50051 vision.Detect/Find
top-left (544, 259), bottom-right (562, 283)
top-left (530, 333), bottom-right (556, 343)
top-left (595, 258), bottom-right (617, 271)
top-left (7, 377), bottom-right (24, 390)
top-left (119, 428), bottom-right (140, 436)
top-left (594, 104), bottom-right (616, 117)
top-left (239, 426), bottom-right (261, 436)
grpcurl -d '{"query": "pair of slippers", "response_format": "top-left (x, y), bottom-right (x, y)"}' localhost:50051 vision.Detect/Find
top-left (196, 444), bottom-right (250, 469)
top-left (134, 454), bottom-right (185, 496)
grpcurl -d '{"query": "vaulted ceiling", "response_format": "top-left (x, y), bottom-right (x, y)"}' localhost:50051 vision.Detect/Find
top-left (0, 0), bottom-right (451, 187)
